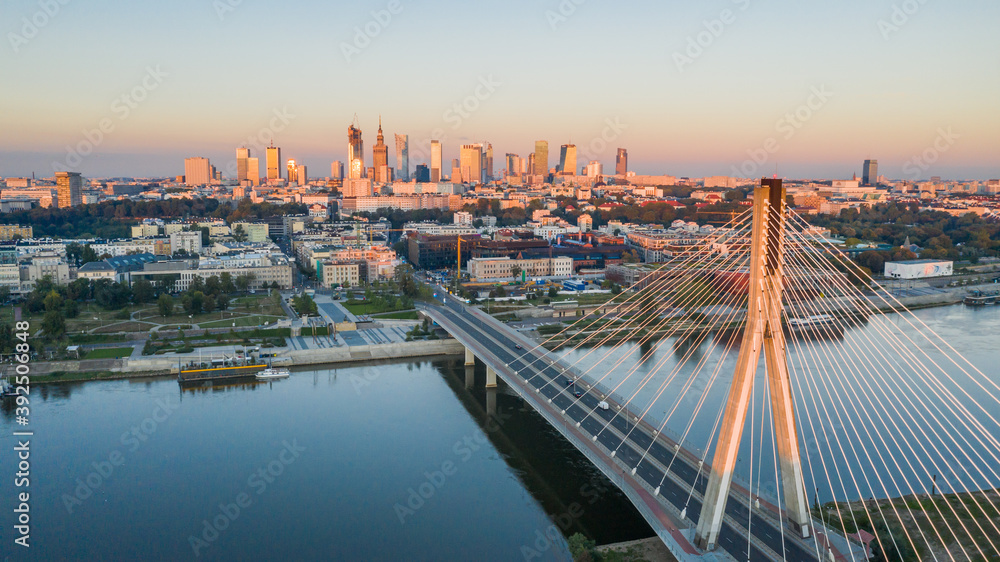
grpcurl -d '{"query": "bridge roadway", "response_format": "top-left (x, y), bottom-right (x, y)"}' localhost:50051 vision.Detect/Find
top-left (423, 295), bottom-right (829, 562)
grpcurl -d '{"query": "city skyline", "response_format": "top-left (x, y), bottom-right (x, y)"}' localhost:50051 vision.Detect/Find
top-left (2, 0), bottom-right (998, 180)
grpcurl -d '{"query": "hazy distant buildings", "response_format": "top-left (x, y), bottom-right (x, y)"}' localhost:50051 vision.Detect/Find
top-left (506, 153), bottom-right (525, 177)
top-left (484, 143), bottom-right (494, 182)
top-left (348, 122), bottom-right (365, 180)
top-left (183, 158), bottom-right (212, 187)
top-left (372, 118), bottom-right (389, 182)
top-left (414, 164), bottom-right (430, 182)
top-left (430, 140), bottom-right (442, 183)
top-left (286, 160), bottom-right (307, 185)
top-left (559, 144), bottom-right (577, 176)
top-left (331, 161), bottom-right (344, 180)
top-left (236, 148), bottom-right (251, 184)
top-left (460, 144), bottom-right (484, 184)
top-left (266, 144), bottom-right (281, 180)
top-left (247, 157), bottom-right (260, 186)
top-left (535, 141), bottom-right (549, 177)
top-left (55, 171), bottom-right (82, 207)
top-left (863, 159), bottom-right (878, 186)
top-left (342, 178), bottom-right (373, 198)
top-left (616, 148), bottom-right (628, 175)
top-left (586, 161), bottom-right (603, 177)
top-left (395, 134), bottom-right (409, 182)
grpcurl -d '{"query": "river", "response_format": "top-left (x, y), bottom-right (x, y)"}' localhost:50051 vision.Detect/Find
top-left (1, 303), bottom-right (997, 560)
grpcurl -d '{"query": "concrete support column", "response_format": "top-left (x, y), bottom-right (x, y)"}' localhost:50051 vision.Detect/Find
top-left (486, 387), bottom-right (497, 417)
top-left (486, 366), bottom-right (497, 389)
top-left (465, 347), bottom-right (475, 366)
top-left (465, 365), bottom-right (475, 390)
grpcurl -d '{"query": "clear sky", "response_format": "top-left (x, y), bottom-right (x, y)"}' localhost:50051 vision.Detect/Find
top-left (1, 0), bottom-right (997, 180)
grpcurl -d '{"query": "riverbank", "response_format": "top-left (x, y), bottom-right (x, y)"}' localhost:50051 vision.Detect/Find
top-left (26, 339), bottom-right (466, 384)
top-left (597, 537), bottom-right (676, 561)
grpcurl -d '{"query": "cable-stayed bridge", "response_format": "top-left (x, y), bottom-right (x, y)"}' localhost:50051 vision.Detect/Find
top-left (422, 179), bottom-right (1000, 562)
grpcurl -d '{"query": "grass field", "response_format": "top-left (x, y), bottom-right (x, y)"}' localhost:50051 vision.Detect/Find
top-left (84, 347), bottom-right (135, 359)
top-left (198, 315), bottom-right (281, 329)
top-left (94, 322), bottom-right (157, 334)
top-left (342, 301), bottom-right (410, 316)
top-left (372, 310), bottom-right (419, 320)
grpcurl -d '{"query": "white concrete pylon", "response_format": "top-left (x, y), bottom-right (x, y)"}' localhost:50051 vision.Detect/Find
top-left (694, 179), bottom-right (810, 551)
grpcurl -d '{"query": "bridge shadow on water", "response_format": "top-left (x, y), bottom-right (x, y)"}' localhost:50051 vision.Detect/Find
top-left (433, 357), bottom-right (655, 547)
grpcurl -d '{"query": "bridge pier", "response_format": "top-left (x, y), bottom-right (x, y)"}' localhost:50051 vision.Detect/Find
top-left (486, 387), bottom-right (497, 417)
top-left (486, 366), bottom-right (497, 389)
top-left (465, 347), bottom-right (475, 366)
top-left (465, 365), bottom-right (475, 390)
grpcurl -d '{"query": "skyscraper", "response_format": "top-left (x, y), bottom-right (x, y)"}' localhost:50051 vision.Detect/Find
top-left (484, 143), bottom-right (494, 182)
top-left (236, 147), bottom-right (251, 184)
top-left (296, 164), bottom-right (308, 186)
top-left (348, 121), bottom-right (364, 180)
top-left (863, 159), bottom-right (878, 186)
top-left (460, 144), bottom-right (484, 184)
top-left (559, 144), bottom-right (577, 176)
top-left (372, 117), bottom-right (389, 182)
top-left (534, 141), bottom-right (549, 178)
top-left (247, 158), bottom-right (260, 186)
top-left (506, 153), bottom-right (520, 176)
top-left (528, 153), bottom-right (535, 176)
top-left (395, 133), bottom-right (409, 181)
top-left (184, 157), bottom-right (212, 186)
top-left (414, 164), bottom-right (430, 183)
top-left (266, 143), bottom-right (281, 180)
top-left (330, 161), bottom-right (344, 180)
top-left (430, 140), bottom-right (442, 183)
top-left (616, 148), bottom-right (628, 175)
top-left (54, 171), bottom-right (82, 208)
top-left (287, 159), bottom-right (298, 184)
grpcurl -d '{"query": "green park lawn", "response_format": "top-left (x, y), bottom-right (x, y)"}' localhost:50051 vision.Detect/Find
top-left (84, 347), bottom-right (135, 359)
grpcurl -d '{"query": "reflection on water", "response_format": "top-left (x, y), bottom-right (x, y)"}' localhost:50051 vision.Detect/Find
top-left (0, 357), bottom-right (650, 561)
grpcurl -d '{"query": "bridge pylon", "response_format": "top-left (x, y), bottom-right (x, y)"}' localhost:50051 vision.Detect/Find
top-left (694, 179), bottom-right (812, 551)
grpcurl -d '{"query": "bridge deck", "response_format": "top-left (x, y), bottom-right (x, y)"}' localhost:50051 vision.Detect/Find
top-left (423, 295), bottom-right (853, 562)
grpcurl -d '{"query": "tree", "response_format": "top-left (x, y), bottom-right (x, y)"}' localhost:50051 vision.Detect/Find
top-left (67, 278), bottom-right (92, 301)
top-left (233, 224), bottom-right (248, 243)
top-left (200, 226), bottom-right (211, 246)
top-left (235, 273), bottom-right (253, 293)
top-left (623, 249), bottom-right (640, 264)
top-left (0, 285), bottom-right (9, 304)
top-left (188, 275), bottom-right (205, 294)
top-left (220, 272), bottom-right (236, 294)
top-left (65, 242), bottom-right (84, 266)
top-left (64, 298), bottom-right (79, 318)
top-left (94, 280), bottom-right (131, 310)
top-left (511, 265), bottom-right (523, 282)
top-left (158, 293), bottom-right (174, 317)
top-left (216, 294), bottom-right (230, 311)
top-left (42, 310), bottom-right (66, 339)
top-left (132, 279), bottom-right (155, 304)
top-left (80, 244), bottom-right (99, 265)
top-left (43, 290), bottom-right (63, 313)
top-left (183, 291), bottom-right (205, 315)
top-left (202, 294), bottom-right (216, 313)
top-left (205, 275), bottom-right (221, 296)
top-left (548, 286), bottom-right (558, 298)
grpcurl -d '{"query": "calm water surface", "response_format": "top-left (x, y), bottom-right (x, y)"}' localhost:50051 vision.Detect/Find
top-left (0, 358), bottom-right (650, 561)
